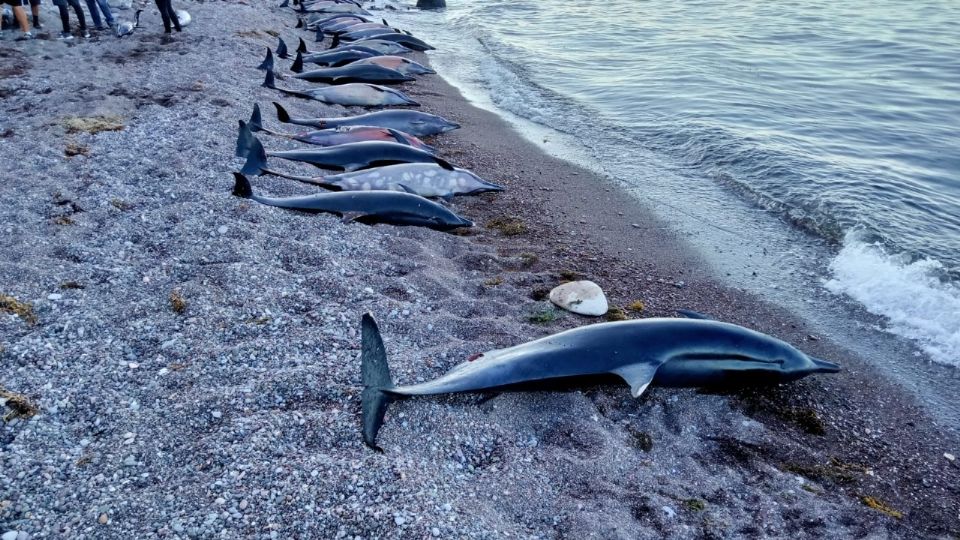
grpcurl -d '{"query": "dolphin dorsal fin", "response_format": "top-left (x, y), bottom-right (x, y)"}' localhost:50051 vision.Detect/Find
top-left (612, 362), bottom-right (663, 398)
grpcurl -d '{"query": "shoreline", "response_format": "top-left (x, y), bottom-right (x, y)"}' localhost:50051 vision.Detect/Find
top-left (0, 1), bottom-right (958, 538)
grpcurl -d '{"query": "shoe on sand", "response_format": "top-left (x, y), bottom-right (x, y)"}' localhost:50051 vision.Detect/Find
top-left (15, 31), bottom-right (34, 41)
top-left (58, 31), bottom-right (73, 40)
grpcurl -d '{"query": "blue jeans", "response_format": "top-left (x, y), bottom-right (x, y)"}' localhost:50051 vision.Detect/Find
top-left (83, 0), bottom-right (112, 28)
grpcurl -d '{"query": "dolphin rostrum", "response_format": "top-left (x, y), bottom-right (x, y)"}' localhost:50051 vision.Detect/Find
top-left (359, 314), bottom-right (841, 450)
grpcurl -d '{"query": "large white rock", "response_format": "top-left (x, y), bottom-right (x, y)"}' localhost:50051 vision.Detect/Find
top-left (549, 280), bottom-right (608, 316)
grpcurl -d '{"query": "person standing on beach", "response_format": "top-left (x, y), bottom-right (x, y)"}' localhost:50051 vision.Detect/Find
top-left (28, 0), bottom-right (41, 29)
top-left (53, 0), bottom-right (87, 39)
top-left (154, 0), bottom-right (180, 33)
top-left (3, 0), bottom-right (33, 39)
top-left (82, 0), bottom-right (114, 31)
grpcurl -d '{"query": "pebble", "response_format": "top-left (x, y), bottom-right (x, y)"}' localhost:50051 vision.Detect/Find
top-left (431, 527), bottom-right (440, 537)
top-left (47, 293), bottom-right (63, 301)
top-left (217, 225), bottom-right (229, 234)
top-left (394, 516), bottom-right (406, 526)
top-left (945, 453), bottom-right (956, 462)
top-left (661, 506), bottom-right (676, 519)
top-left (3, 532), bottom-right (19, 540)
top-left (98, 513), bottom-right (109, 525)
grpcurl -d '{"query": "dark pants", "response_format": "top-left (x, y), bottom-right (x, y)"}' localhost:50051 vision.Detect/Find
top-left (82, 0), bottom-right (113, 28)
top-left (55, 0), bottom-right (84, 31)
top-left (154, 0), bottom-right (179, 32)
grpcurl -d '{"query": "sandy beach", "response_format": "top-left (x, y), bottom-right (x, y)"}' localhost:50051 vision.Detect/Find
top-left (1, 1), bottom-right (958, 538)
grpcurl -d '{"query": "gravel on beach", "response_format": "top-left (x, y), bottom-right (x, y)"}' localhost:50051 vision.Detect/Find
top-left (1, 1), bottom-right (958, 538)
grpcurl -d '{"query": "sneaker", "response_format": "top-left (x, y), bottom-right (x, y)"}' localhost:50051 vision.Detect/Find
top-left (33, 22), bottom-right (42, 30)
top-left (95, 25), bottom-right (105, 31)
top-left (81, 28), bottom-right (90, 38)
top-left (15, 31), bottom-right (34, 41)
top-left (57, 31), bottom-right (73, 40)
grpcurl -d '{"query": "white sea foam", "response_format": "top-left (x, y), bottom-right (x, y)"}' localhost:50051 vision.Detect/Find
top-left (825, 231), bottom-right (960, 367)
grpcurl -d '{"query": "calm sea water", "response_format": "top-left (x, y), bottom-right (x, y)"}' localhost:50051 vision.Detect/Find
top-left (388, 0), bottom-right (960, 366)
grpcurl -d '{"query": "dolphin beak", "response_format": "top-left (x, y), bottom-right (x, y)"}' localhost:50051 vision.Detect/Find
top-left (485, 181), bottom-right (505, 192)
top-left (811, 357), bottom-right (841, 373)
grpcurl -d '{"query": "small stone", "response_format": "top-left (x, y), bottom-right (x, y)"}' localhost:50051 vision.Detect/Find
top-left (549, 280), bottom-right (608, 316)
top-left (431, 528), bottom-right (440, 537)
top-left (239, 500), bottom-right (248, 510)
top-left (98, 513), bottom-right (109, 525)
top-left (945, 453), bottom-right (956, 462)
top-left (123, 456), bottom-right (136, 467)
top-left (217, 225), bottom-right (228, 234)
top-left (661, 506), bottom-right (676, 519)
top-left (47, 293), bottom-right (63, 300)
top-left (128, 362), bottom-right (139, 369)
top-left (3, 531), bottom-right (19, 540)
top-left (211, 411), bottom-right (222, 419)
top-left (15, 533), bottom-right (28, 540)
top-left (215, 497), bottom-right (226, 505)
top-left (394, 516), bottom-right (406, 526)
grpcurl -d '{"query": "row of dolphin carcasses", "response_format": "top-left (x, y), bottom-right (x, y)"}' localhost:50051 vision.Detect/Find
top-left (232, 0), bottom-right (502, 230)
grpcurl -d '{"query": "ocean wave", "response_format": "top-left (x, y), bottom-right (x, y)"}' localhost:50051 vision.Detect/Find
top-left (825, 231), bottom-right (960, 367)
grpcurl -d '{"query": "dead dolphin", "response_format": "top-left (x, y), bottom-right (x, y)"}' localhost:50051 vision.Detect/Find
top-left (262, 66), bottom-right (419, 107)
top-left (237, 123), bottom-right (449, 173)
top-left (243, 160), bottom-right (504, 199)
top-left (359, 314), bottom-right (841, 449)
top-left (349, 55), bottom-right (435, 76)
top-left (331, 37), bottom-right (412, 55)
top-left (343, 32), bottom-right (434, 51)
top-left (273, 102), bottom-right (459, 136)
top-left (246, 103), bottom-right (435, 152)
top-left (289, 51), bottom-right (414, 84)
top-left (231, 173), bottom-right (473, 230)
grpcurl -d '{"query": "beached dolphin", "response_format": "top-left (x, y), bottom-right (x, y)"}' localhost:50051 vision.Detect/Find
top-left (247, 104), bottom-right (434, 152)
top-left (349, 56), bottom-right (435, 76)
top-left (244, 161), bottom-right (504, 199)
top-left (273, 102), bottom-right (459, 136)
top-left (338, 26), bottom-right (401, 41)
top-left (342, 32), bottom-right (434, 51)
top-left (332, 38), bottom-right (412, 55)
top-left (237, 124), bottom-right (450, 173)
top-left (359, 314), bottom-right (841, 449)
top-left (231, 173), bottom-right (473, 230)
top-left (262, 67), bottom-right (419, 106)
top-left (289, 51), bottom-right (414, 84)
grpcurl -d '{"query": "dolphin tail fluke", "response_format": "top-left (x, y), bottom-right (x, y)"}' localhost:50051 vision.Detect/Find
top-left (231, 172), bottom-right (253, 198)
top-left (257, 47), bottom-right (275, 71)
top-left (273, 101), bottom-right (293, 124)
top-left (361, 313), bottom-right (395, 451)
top-left (248, 103), bottom-right (264, 132)
top-left (291, 50), bottom-right (304, 73)
top-left (239, 130), bottom-right (269, 176)
top-left (235, 120), bottom-right (256, 158)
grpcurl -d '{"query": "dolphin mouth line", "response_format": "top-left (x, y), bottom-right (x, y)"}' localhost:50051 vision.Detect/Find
top-left (812, 357), bottom-right (842, 373)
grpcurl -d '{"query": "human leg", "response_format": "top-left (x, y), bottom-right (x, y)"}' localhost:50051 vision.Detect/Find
top-left (82, 0), bottom-right (102, 27)
top-left (92, 0), bottom-right (112, 26)
top-left (154, 0), bottom-right (169, 32)
top-left (28, 0), bottom-right (40, 28)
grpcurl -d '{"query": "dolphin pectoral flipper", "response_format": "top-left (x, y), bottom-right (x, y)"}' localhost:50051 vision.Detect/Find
top-left (612, 362), bottom-right (664, 398)
top-left (676, 310), bottom-right (714, 320)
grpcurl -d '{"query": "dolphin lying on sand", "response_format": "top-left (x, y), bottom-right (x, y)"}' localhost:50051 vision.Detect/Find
top-left (231, 173), bottom-right (473, 230)
top-left (349, 56), bottom-right (435, 76)
top-left (237, 123), bottom-right (449, 173)
top-left (359, 314), bottom-right (841, 449)
top-left (262, 67), bottom-right (419, 106)
top-left (289, 51), bottom-right (414, 84)
top-left (246, 104), bottom-right (435, 152)
top-left (243, 161), bottom-right (504, 199)
top-left (273, 102), bottom-right (459, 136)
